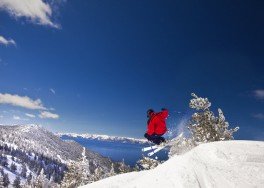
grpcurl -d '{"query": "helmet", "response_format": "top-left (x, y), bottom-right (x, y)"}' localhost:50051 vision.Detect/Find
top-left (147, 109), bottom-right (154, 118)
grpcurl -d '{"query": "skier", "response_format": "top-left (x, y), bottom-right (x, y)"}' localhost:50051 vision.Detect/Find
top-left (144, 108), bottom-right (169, 145)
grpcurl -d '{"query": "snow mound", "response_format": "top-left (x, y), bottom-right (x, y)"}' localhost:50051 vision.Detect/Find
top-left (81, 141), bottom-right (264, 188)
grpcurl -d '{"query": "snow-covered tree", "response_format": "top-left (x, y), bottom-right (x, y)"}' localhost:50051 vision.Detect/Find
top-left (33, 168), bottom-right (49, 188)
top-left (48, 174), bottom-right (59, 188)
top-left (26, 172), bottom-right (32, 185)
top-left (10, 162), bottom-right (17, 173)
top-left (61, 161), bottom-right (82, 188)
top-left (3, 173), bottom-right (10, 187)
top-left (61, 147), bottom-right (94, 187)
top-left (169, 136), bottom-right (194, 157)
top-left (92, 166), bottom-right (104, 181)
top-left (0, 173), bottom-right (4, 188)
top-left (136, 157), bottom-right (161, 170)
top-left (20, 164), bottom-right (27, 178)
top-left (79, 147), bottom-right (92, 185)
top-left (108, 163), bottom-right (116, 176)
top-left (188, 93), bottom-right (239, 144)
top-left (13, 176), bottom-right (21, 188)
top-left (117, 159), bottom-right (130, 174)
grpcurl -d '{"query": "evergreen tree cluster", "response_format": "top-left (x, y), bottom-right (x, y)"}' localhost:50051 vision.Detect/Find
top-left (0, 143), bottom-right (67, 187)
top-left (188, 93), bottom-right (239, 144)
top-left (61, 148), bottom-right (131, 187)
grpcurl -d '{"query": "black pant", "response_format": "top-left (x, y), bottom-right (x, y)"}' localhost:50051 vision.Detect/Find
top-left (144, 133), bottom-right (165, 145)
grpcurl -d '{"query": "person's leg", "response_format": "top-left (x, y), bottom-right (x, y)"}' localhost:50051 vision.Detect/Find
top-left (144, 133), bottom-right (156, 143)
top-left (154, 134), bottom-right (166, 144)
top-left (144, 133), bottom-right (166, 145)
top-left (151, 134), bottom-right (163, 145)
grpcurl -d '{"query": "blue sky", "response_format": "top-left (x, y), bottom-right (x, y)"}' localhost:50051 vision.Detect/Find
top-left (0, 0), bottom-right (263, 139)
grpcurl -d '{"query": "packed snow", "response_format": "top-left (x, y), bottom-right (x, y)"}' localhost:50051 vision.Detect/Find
top-left (81, 140), bottom-right (264, 188)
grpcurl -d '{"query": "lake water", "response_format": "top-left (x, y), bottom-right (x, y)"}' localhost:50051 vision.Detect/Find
top-left (60, 136), bottom-right (168, 167)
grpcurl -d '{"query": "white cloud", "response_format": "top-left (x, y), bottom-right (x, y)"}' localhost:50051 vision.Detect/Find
top-left (0, 93), bottom-right (46, 110)
top-left (13, 115), bottom-right (20, 120)
top-left (50, 88), bottom-right (56, 95)
top-left (253, 113), bottom-right (264, 120)
top-left (25, 113), bottom-right (36, 118)
top-left (0, 0), bottom-right (59, 28)
top-left (39, 111), bottom-right (59, 119)
top-left (0, 35), bottom-right (16, 46)
top-left (254, 89), bottom-right (264, 100)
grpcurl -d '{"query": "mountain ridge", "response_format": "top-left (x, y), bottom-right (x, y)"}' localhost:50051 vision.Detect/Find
top-left (57, 132), bottom-right (148, 144)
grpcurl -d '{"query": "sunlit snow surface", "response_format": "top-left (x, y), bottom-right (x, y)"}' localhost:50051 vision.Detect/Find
top-left (81, 141), bottom-right (264, 188)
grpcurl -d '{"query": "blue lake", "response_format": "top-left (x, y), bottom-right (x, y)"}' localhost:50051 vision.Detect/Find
top-left (60, 136), bottom-right (169, 167)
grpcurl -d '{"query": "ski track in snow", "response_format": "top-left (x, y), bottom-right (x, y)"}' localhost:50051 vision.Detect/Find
top-left (81, 140), bottom-right (264, 188)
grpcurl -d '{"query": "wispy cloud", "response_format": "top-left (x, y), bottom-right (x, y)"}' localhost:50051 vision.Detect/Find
top-left (0, 0), bottom-right (59, 28)
top-left (253, 113), bottom-right (264, 120)
top-left (25, 113), bottom-right (36, 118)
top-left (39, 111), bottom-right (59, 119)
top-left (13, 115), bottom-right (20, 120)
top-left (0, 35), bottom-right (16, 46)
top-left (253, 89), bottom-right (264, 100)
top-left (13, 115), bottom-right (29, 121)
top-left (50, 88), bottom-right (56, 95)
top-left (0, 93), bottom-right (46, 110)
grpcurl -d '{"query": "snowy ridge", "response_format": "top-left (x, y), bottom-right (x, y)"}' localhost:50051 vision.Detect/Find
top-left (82, 141), bottom-right (264, 188)
top-left (57, 133), bottom-right (148, 144)
top-left (0, 125), bottom-right (119, 171)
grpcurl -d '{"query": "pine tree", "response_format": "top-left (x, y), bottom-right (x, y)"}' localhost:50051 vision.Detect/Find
top-left (0, 173), bottom-right (4, 188)
top-left (33, 168), bottom-right (48, 188)
top-left (108, 163), bottom-right (116, 176)
top-left (48, 173), bottom-right (59, 188)
top-left (79, 147), bottom-right (91, 185)
top-left (3, 173), bottom-right (10, 187)
top-left (10, 162), bottom-right (17, 173)
top-left (60, 161), bottom-right (82, 188)
top-left (20, 164), bottom-right (27, 178)
top-left (13, 176), bottom-right (21, 188)
top-left (118, 159), bottom-right (130, 174)
top-left (92, 166), bottom-right (104, 181)
top-left (188, 93), bottom-right (239, 144)
top-left (27, 172), bottom-right (32, 185)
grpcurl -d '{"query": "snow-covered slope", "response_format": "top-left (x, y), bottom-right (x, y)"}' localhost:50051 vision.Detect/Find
top-left (82, 141), bottom-right (264, 188)
top-left (57, 132), bottom-right (147, 144)
top-left (0, 125), bottom-right (121, 171)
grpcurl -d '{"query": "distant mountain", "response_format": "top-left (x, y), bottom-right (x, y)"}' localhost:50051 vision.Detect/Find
top-left (0, 125), bottom-right (111, 164)
top-left (0, 125), bottom-right (131, 187)
top-left (56, 132), bottom-right (148, 144)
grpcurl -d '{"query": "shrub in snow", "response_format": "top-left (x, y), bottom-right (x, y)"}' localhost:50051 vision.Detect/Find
top-left (169, 137), bottom-right (194, 157)
top-left (169, 93), bottom-right (239, 157)
top-left (116, 159), bottom-right (130, 174)
top-left (136, 157), bottom-right (161, 170)
top-left (188, 93), bottom-right (239, 144)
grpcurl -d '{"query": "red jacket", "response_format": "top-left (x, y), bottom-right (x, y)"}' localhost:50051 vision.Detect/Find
top-left (146, 109), bottom-right (168, 135)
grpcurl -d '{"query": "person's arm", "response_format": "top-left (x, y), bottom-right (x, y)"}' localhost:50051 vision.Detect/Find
top-left (160, 108), bottom-right (169, 119)
top-left (146, 120), bottom-right (155, 135)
